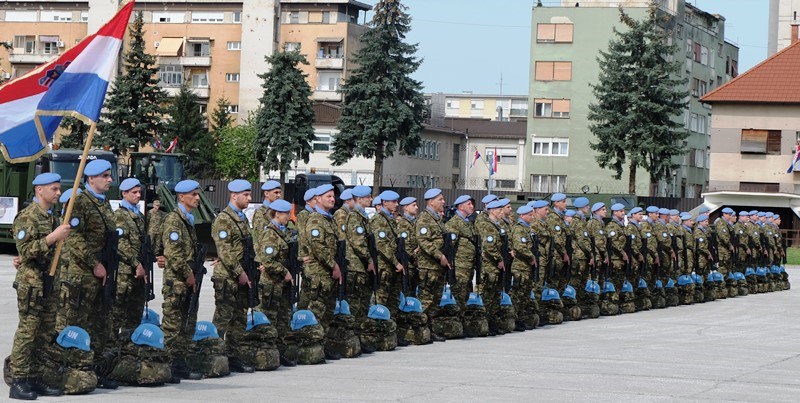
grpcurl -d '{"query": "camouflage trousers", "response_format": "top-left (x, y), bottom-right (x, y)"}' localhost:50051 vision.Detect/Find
top-left (482, 267), bottom-right (507, 328)
top-left (11, 281), bottom-right (59, 378)
top-left (417, 267), bottom-right (445, 324)
top-left (161, 279), bottom-right (197, 362)
top-left (211, 275), bottom-right (249, 357)
top-left (717, 250), bottom-right (732, 275)
top-left (571, 258), bottom-right (589, 301)
top-left (451, 266), bottom-right (473, 315)
top-left (299, 269), bottom-right (337, 334)
top-left (110, 266), bottom-right (146, 341)
top-left (510, 268), bottom-right (535, 324)
top-left (259, 278), bottom-right (293, 353)
top-left (376, 267), bottom-right (404, 319)
top-left (55, 267), bottom-right (113, 365)
top-left (346, 271), bottom-right (371, 321)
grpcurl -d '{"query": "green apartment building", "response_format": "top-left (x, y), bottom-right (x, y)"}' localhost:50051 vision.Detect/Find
top-left (527, 0), bottom-right (738, 197)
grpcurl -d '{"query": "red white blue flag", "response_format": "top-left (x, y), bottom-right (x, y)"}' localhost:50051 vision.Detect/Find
top-left (470, 148), bottom-right (481, 168)
top-left (787, 142), bottom-right (800, 173)
top-left (0, 1), bottom-right (135, 163)
top-left (490, 147), bottom-right (498, 176)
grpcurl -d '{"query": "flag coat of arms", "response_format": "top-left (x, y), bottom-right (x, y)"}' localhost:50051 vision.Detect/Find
top-left (0, 1), bottom-right (135, 163)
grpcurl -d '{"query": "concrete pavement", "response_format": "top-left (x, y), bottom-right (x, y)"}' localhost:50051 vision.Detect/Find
top-left (1, 253), bottom-right (798, 402)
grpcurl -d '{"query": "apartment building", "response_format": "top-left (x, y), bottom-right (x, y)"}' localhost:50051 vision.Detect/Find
top-left (769, 0), bottom-right (800, 56)
top-left (426, 92), bottom-right (528, 122)
top-left (0, 0), bottom-right (278, 123)
top-left (528, 0), bottom-right (738, 196)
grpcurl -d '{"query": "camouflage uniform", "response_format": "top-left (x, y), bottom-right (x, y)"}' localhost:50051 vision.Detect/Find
top-left (300, 209), bottom-right (339, 332)
top-left (160, 208), bottom-right (199, 362)
top-left (333, 206), bottom-right (350, 240)
top-left (531, 217), bottom-right (551, 294)
top-left (545, 209), bottom-right (568, 290)
top-left (146, 208), bottom-right (165, 256)
top-left (510, 219), bottom-right (537, 326)
top-left (681, 224), bottom-right (695, 275)
top-left (714, 218), bottom-right (733, 276)
top-left (251, 204), bottom-right (272, 238)
top-left (55, 190), bottom-right (116, 361)
top-left (444, 211), bottom-right (477, 313)
top-left (396, 214), bottom-right (418, 292)
top-left (296, 206), bottom-right (313, 260)
top-left (10, 202), bottom-right (60, 380)
top-left (570, 212), bottom-right (592, 299)
top-left (475, 216), bottom-right (505, 328)
top-left (653, 219), bottom-right (672, 283)
top-left (604, 218), bottom-right (627, 302)
top-left (693, 226), bottom-right (712, 277)
top-left (111, 204), bottom-right (146, 338)
top-left (733, 220), bottom-right (748, 272)
top-left (345, 207), bottom-right (373, 319)
top-left (586, 216), bottom-right (607, 283)
top-left (638, 219), bottom-right (658, 285)
top-left (370, 209), bottom-right (403, 317)
top-left (414, 208), bottom-right (446, 322)
top-left (211, 205), bottom-right (252, 357)
top-left (257, 221), bottom-right (294, 353)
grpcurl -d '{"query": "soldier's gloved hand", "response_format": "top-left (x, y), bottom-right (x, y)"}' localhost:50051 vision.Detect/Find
top-left (284, 272), bottom-right (294, 284)
top-left (13, 256), bottom-right (20, 270)
top-left (135, 263), bottom-right (147, 283)
top-left (238, 271), bottom-right (250, 286)
top-left (186, 272), bottom-right (197, 291)
top-left (156, 256), bottom-right (166, 269)
top-left (93, 262), bottom-right (107, 285)
top-left (395, 263), bottom-right (404, 273)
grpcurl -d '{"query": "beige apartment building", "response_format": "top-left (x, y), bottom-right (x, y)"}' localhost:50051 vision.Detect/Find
top-left (0, 0), bottom-right (278, 123)
top-left (427, 92), bottom-right (528, 122)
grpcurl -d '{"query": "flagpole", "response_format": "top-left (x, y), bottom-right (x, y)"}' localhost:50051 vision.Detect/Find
top-left (49, 122), bottom-right (98, 276)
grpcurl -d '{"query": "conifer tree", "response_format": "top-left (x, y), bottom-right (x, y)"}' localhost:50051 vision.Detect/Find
top-left (166, 83), bottom-right (216, 177)
top-left (211, 96), bottom-right (233, 132)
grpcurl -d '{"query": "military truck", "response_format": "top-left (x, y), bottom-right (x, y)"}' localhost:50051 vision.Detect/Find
top-left (0, 149), bottom-right (119, 243)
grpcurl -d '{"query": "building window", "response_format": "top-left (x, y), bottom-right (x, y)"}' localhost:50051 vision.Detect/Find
top-left (318, 41), bottom-right (343, 58)
top-left (676, 24), bottom-right (683, 38)
top-left (285, 42), bottom-right (301, 52)
top-left (322, 11), bottom-right (332, 24)
top-left (470, 99), bottom-right (484, 113)
top-left (233, 11), bottom-right (242, 23)
top-left (153, 12), bottom-right (186, 23)
top-left (413, 140), bottom-right (440, 161)
top-left (199, 104), bottom-right (208, 115)
top-left (510, 99), bottom-right (528, 116)
top-left (741, 129), bottom-right (781, 155)
top-left (226, 105), bottom-right (239, 114)
top-left (191, 73), bottom-right (209, 88)
top-left (225, 73), bottom-right (240, 82)
top-left (14, 35), bottom-right (36, 54)
top-left (685, 39), bottom-right (692, 58)
top-left (535, 61), bottom-right (572, 81)
top-left (445, 98), bottom-right (460, 113)
top-left (317, 71), bottom-right (341, 91)
top-left (5, 11), bottom-right (37, 22)
top-left (700, 45), bottom-right (709, 65)
top-left (313, 131), bottom-right (331, 151)
top-left (452, 144), bottom-right (460, 168)
top-left (485, 179), bottom-right (517, 189)
top-left (534, 99), bottom-right (569, 118)
top-left (532, 137), bottom-right (569, 156)
top-left (192, 12), bottom-right (224, 23)
top-left (41, 41), bottom-right (58, 55)
top-left (486, 147), bottom-right (517, 164)
top-left (531, 174), bottom-right (567, 193)
top-left (191, 42), bottom-right (210, 57)
top-left (227, 41), bottom-right (241, 51)
top-left (536, 23), bottom-right (573, 43)
top-left (158, 65), bottom-right (183, 87)
top-left (290, 11), bottom-right (300, 24)
top-left (41, 11), bottom-right (73, 22)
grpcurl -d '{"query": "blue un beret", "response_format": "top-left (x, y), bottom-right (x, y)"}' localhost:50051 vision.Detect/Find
top-left (756, 212), bottom-right (766, 217)
top-left (379, 190), bottom-right (400, 202)
top-left (698, 206), bottom-right (710, 214)
top-left (496, 198), bottom-right (510, 208)
top-left (120, 178), bottom-right (141, 192)
top-left (269, 199), bottom-right (292, 213)
top-left (340, 189), bottom-right (353, 201)
top-left (228, 179), bottom-right (252, 193)
top-left (453, 195), bottom-right (471, 206)
top-left (565, 209), bottom-right (576, 217)
top-left (59, 188), bottom-right (81, 203)
top-left (84, 159), bottom-right (112, 177)
top-left (32, 172), bottom-right (61, 186)
top-left (749, 210), bottom-right (758, 216)
top-left (670, 209), bottom-right (679, 216)
top-left (721, 207), bottom-right (735, 214)
top-left (517, 205), bottom-right (533, 215)
top-left (424, 188), bottom-right (442, 200)
top-left (573, 197), bottom-right (589, 208)
top-left (765, 212), bottom-right (774, 218)
top-left (611, 203), bottom-right (625, 211)
top-left (591, 202), bottom-right (605, 212)
top-left (304, 188), bottom-right (317, 201)
top-left (372, 197), bottom-right (382, 206)
top-left (646, 206), bottom-right (659, 213)
top-left (261, 180), bottom-right (280, 191)
top-left (482, 194), bottom-right (498, 205)
top-left (486, 200), bottom-right (503, 209)
top-left (680, 213), bottom-right (693, 221)
top-left (351, 185), bottom-right (371, 198)
top-left (697, 214), bottom-right (709, 222)
top-left (174, 180), bottom-right (200, 194)
top-left (315, 184), bottom-right (334, 196)
top-left (658, 208), bottom-right (670, 215)
top-left (630, 207), bottom-right (643, 215)
top-left (400, 197), bottom-right (416, 206)
top-left (551, 193), bottom-right (566, 202)
top-left (739, 211), bottom-right (748, 216)
top-left (532, 200), bottom-right (549, 209)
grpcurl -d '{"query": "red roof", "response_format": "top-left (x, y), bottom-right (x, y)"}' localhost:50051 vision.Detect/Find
top-left (702, 39), bottom-right (800, 104)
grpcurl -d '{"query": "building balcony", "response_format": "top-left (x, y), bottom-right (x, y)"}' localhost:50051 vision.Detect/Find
top-left (313, 90), bottom-right (342, 101)
top-left (158, 56), bottom-right (212, 67)
top-left (8, 52), bottom-right (55, 64)
top-left (315, 57), bottom-right (344, 69)
top-left (162, 86), bottom-right (210, 98)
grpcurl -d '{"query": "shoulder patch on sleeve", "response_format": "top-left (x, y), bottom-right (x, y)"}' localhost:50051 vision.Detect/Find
top-left (521, 237), bottom-right (527, 243)
top-left (419, 227), bottom-right (428, 235)
top-left (401, 231), bottom-right (408, 239)
top-left (117, 227), bottom-right (124, 236)
top-left (379, 231), bottom-right (386, 238)
top-left (311, 229), bottom-right (320, 237)
top-left (16, 230), bottom-right (26, 240)
top-left (554, 225), bottom-right (561, 231)
top-left (265, 247), bottom-right (274, 255)
top-left (219, 230), bottom-right (228, 239)
top-left (170, 232), bottom-right (179, 242)
top-left (609, 231), bottom-right (616, 237)
top-left (487, 235), bottom-right (494, 243)
top-left (356, 226), bottom-right (364, 234)
top-left (70, 217), bottom-right (80, 227)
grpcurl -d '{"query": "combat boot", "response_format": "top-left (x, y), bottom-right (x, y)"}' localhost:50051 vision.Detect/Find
top-left (324, 351), bottom-right (341, 361)
top-left (228, 358), bottom-right (255, 373)
top-left (96, 376), bottom-right (119, 390)
top-left (29, 378), bottom-right (62, 396)
top-left (279, 355), bottom-right (297, 367)
top-left (9, 378), bottom-right (37, 400)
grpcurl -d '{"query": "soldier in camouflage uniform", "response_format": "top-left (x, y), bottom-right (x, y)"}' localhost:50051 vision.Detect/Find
top-left (334, 189), bottom-right (354, 240)
top-left (715, 208), bottom-right (736, 279)
top-left (370, 191), bottom-right (405, 318)
top-left (604, 204), bottom-right (628, 306)
top-left (587, 203), bottom-right (608, 285)
top-left (9, 173), bottom-right (70, 399)
top-left (252, 180), bottom-right (282, 239)
top-left (654, 209), bottom-right (674, 285)
top-left (414, 188), bottom-right (449, 342)
top-left (546, 193), bottom-right (569, 291)
top-left (623, 208), bottom-right (644, 312)
top-left (344, 186), bottom-right (374, 320)
top-left (296, 188), bottom-right (318, 262)
top-left (443, 195), bottom-right (477, 314)
top-left (397, 197), bottom-right (419, 293)
top-left (641, 207), bottom-right (661, 287)
top-left (210, 180), bottom-right (255, 373)
top-left (475, 198), bottom-right (510, 335)
top-left (570, 198), bottom-right (592, 307)
top-left (54, 159), bottom-right (118, 389)
top-left (693, 214), bottom-right (713, 301)
top-left (531, 200), bottom-right (551, 296)
top-left (160, 180), bottom-right (204, 381)
top-left (256, 199), bottom-right (298, 367)
top-left (147, 199), bottom-right (166, 263)
top-left (510, 205), bottom-right (538, 331)
top-left (734, 211), bottom-right (750, 272)
top-left (111, 179), bottom-right (148, 342)
top-left (300, 185), bottom-right (342, 339)
top-left (473, 194), bottom-right (498, 228)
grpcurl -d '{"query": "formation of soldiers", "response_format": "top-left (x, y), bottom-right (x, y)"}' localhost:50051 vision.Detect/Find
top-left (5, 168), bottom-right (792, 399)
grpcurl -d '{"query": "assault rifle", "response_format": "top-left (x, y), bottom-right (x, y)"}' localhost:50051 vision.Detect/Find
top-left (287, 239), bottom-right (301, 307)
top-left (186, 243), bottom-right (208, 326)
top-left (335, 239), bottom-right (349, 300)
top-left (532, 233), bottom-right (541, 282)
top-left (694, 236), bottom-right (700, 274)
top-left (781, 236), bottom-right (788, 266)
top-left (473, 234), bottom-right (483, 291)
top-left (640, 234), bottom-right (649, 284)
top-left (241, 235), bottom-right (260, 309)
top-left (546, 234), bottom-right (555, 288)
top-left (564, 233), bottom-right (574, 285)
top-left (366, 233), bottom-right (381, 295)
top-left (499, 231), bottom-right (513, 291)
top-left (624, 233), bottom-right (633, 278)
top-left (588, 235), bottom-right (598, 282)
top-left (671, 234), bottom-right (680, 274)
top-left (655, 236), bottom-right (663, 281)
top-left (397, 236), bottom-right (410, 294)
top-left (731, 231), bottom-right (740, 272)
top-left (139, 233), bottom-right (156, 302)
top-left (102, 229), bottom-right (121, 312)
top-left (441, 232), bottom-right (457, 286)
top-left (682, 234), bottom-right (689, 275)
top-left (708, 231), bottom-right (720, 270)
top-left (604, 236), bottom-right (612, 284)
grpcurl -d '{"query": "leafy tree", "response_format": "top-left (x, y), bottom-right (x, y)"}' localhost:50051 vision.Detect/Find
top-left (329, 0), bottom-right (425, 187)
top-left (58, 117), bottom-right (94, 149)
top-left (588, 6), bottom-right (688, 194)
top-left (216, 124), bottom-right (259, 181)
top-left (211, 96), bottom-right (233, 132)
top-left (166, 83), bottom-right (216, 178)
top-left (97, 11), bottom-right (165, 155)
top-left (254, 50), bottom-right (315, 184)
top-left (0, 41), bottom-right (10, 85)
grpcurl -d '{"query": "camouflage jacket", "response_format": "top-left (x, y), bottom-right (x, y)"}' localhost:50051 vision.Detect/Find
top-left (625, 221), bottom-right (643, 263)
top-left (333, 206), bottom-right (350, 240)
top-left (396, 214), bottom-right (417, 268)
top-left (212, 205), bottom-right (252, 279)
top-left (346, 208), bottom-right (371, 273)
top-left (415, 208), bottom-right (445, 270)
top-left (532, 218), bottom-right (551, 274)
top-left (370, 209), bottom-right (400, 271)
top-left (586, 216), bottom-right (607, 261)
top-left (257, 221), bottom-right (291, 282)
top-left (305, 210), bottom-right (338, 274)
top-left (693, 226), bottom-right (712, 271)
top-left (546, 210), bottom-right (567, 258)
top-left (114, 206), bottom-right (145, 271)
top-left (638, 220), bottom-right (658, 263)
top-left (475, 216), bottom-right (503, 273)
top-left (605, 218), bottom-right (626, 261)
top-left (65, 190), bottom-right (114, 272)
top-left (681, 225), bottom-right (695, 274)
top-left (444, 212), bottom-right (477, 274)
top-left (161, 207), bottom-right (197, 282)
top-left (14, 201), bottom-right (58, 286)
top-left (296, 207), bottom-right (313, 258)
top-left (251, 204), bottom-right (271, 237)
top-left (147, 209), bottom-right (166, 255)
top-left (510, 220), bottom-right (535, 273)
top-left (571, 214), bottom-right (592, 260)
top-left (714, 218), bottom-right (733, 254)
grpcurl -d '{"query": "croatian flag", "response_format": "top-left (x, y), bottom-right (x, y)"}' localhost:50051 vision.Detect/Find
top-left (165, 137), bottom-right (178, 153)
top-left (0, 2), bottom-right (135, 163)
top-left (490, 147), bottom-right (498, 176)
top-left (470, 148), bottom-right (481, 168)
top-left (787, 143), bottom-right (800, 173)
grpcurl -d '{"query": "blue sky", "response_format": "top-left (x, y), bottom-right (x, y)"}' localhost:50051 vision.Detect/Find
top-left (388, 0), bottom-right (769, 95)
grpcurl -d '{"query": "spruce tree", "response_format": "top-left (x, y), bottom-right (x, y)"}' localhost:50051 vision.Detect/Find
top-left (58, 117), bottom-right (92, 149)
top-left (166, 83), bottom-right (216, 178)
top-left (97, 11), bottom-right (165, 155)
top-left (210, 96), bottom-right (232, 132)
top-left (254, 50), bottom-right (315, 184)
top-left (588, 6), bottom-right (688, 194)
top-left (329, 0), bottom-right (425, 187)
